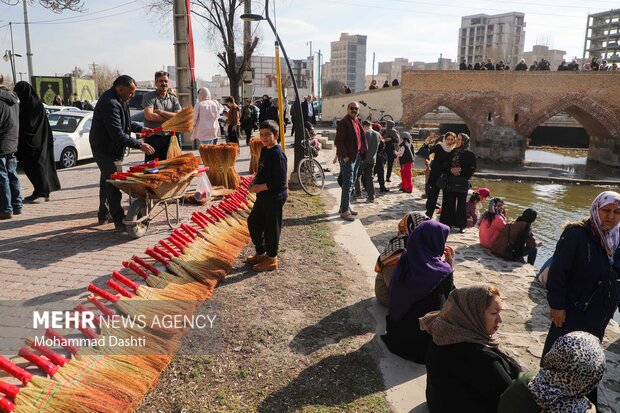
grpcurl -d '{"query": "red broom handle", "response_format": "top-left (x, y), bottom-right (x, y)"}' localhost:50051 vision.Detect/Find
top-left (106, 279), bottom-right (133, 298)
top-left (153, 245), bottom-right (172, 260)
top-left (0, 396), bottom-right (15, 413)
top-left (173, 229), bottom-right (193, 243)
top-left (123, 262), bottom-right (150, 280)
top-left (88, 296), bottom-right (117, 318)
top-left (178, 225), bottom-right (196, 239)
top-left (18, 348), bottom-right (59, 377)
top-left (197, 211), bottom-right (216, 225)
top-left (74, 304), bottom-right (102, 325)
top-left (159, 240), bottom-right (180, 257)
top-left (27, 340), bottom-right (69, 367)
top-left (0, 356), bottom-right (33, 385)
top-left (191, 213), bottom-right (206, 229)
top-left (88, 284), bottom-right (120, 303)
top-left (132, 255), bottom-right (160, 275)
top-left (0, 382), bottom-right (19, 401)
top-left (146, 247), bottom-right (170, 262)
top-left (219, 203), bottom-right (235, 215)
top-left (78, 323), bottom-right (98, 340)
top-left (112, 271), bottom-right (140, 292)
top-left (181, 223), bottom-right (199, 237)
top-left (167, 235), bottom-right (186, 251)
top-left (206, 208), bottom-right (222, 221)
top-left (213, 205), bottom-right (230, 217)
top-left (140, 126), bottom-right (163, 137)
top-left (45, 329), bottom-right (78, 355)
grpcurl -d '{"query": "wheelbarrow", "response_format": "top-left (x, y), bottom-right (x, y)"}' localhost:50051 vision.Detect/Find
top-left (107, 169), bottom-right (204, 239)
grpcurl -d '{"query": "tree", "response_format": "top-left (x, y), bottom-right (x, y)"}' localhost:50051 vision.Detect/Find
top-left (322, 80), bottom-right (345, 97)
top-left (91, 64), bottom-right (123, 95)
top-left (0, 0), bottom-right (83, 12)
top-left (147, 0), bottom-right (259, 101)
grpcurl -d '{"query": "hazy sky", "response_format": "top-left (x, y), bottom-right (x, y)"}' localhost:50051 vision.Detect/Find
top-left (0, 0), bottom-right (615, 83)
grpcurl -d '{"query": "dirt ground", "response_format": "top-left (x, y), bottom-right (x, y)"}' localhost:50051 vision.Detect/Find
top-left (136, 190), bottom-right (389, 413)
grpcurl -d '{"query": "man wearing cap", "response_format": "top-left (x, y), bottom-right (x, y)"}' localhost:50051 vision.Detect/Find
top-left (335, 102), bottom-right (367, 221)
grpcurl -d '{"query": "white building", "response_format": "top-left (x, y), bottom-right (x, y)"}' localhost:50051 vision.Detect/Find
top-left (377, 58), bottom-right (414, 83)
top-left (583, 9), bottom-right (620, 63)
top-left (330, 33), bottom-right (367, 92)
top-left (458, 12), bottom-right (526, 66)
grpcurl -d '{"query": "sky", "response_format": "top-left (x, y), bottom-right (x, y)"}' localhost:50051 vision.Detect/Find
top-left (0, 0), bottom-right (616, 84)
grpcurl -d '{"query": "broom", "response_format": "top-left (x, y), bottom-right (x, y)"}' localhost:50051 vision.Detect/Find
top-left (181, 222), bottom-right (246, 253)
top-left (123, 259), bottom-right (211, 301)
top-left (248, 137), bottom-right (264, 173)
top-left (161, 236), bottom-right (233, 272)
top-left (166, 132), bottom-right (182, 159)
top-left (168, 232), bottom-right (236, 271)
top-left (191, 212), bottom-right (250, 245)
top-left (17, 347), bottom-right (136, 408)
top-left (146, 245), bottom-right (223, 290)
top-left (199, 144), bottom-right (240, 189)
top-left (24, 337), bottom-right (149, 410)
top-left (0, 356), bottom-right (126, 413)
top-left (140, 106), bottom-right (194, 138)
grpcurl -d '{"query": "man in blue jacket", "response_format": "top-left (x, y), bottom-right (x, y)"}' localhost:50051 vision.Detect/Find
top-left (89, 75), bottom-right (154, 230)
top-left (0, 74), bottom-right (22, 219)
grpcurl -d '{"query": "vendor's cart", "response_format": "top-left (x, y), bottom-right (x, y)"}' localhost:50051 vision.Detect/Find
top-left (107, 171), bottom-right (197, 238)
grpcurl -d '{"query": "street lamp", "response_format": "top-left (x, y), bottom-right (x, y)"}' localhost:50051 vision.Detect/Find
top-left (3, 50), bottom-right (21, 85)
top-left (241, 0), bottom-right (306, 174)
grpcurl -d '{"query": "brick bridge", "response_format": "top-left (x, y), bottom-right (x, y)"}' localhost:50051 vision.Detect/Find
top-left (400, 71), bottom-right (620, 166)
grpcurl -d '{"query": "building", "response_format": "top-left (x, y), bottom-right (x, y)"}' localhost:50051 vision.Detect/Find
top-left (583, 9), bottom-right (620, 63)
top-left (321, 62), bottom-right (332, 85)
top-left (523, 45), bottom-right (566, 70)
top-left (330, 33), bottom-right (367, 92)
top-left (244, 55), bottom-right (312, 99)
top-left (458, 12), bottom-right (526, 66)
top-left (377, 58), bottom-right (414, 83)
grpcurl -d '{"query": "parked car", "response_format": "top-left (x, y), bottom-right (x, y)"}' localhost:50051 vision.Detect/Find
top-left (49, 110), bottom-right (94, 168)
top-left (128, 88), bottom-right (155, 115)
top-left (44, 105), bottom-right (81, 115)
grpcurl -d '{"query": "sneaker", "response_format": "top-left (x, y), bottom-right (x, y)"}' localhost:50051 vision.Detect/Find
top-left (247, 253), bottom-right (267, 265)
top-left (0, 213), bottom-right (12, 220)
top-left (13, 209), bottom-right (21, 215)
top-left (386, 179), bottom-right (391, 183)
top-left (340, 211), bottom-right (355, 221)
top-left (380, 188), bottom-right (390, 193)
top-left (349, 208), bottom-right (359, 216)
top-left (253, 256), bottom-right (278, 272)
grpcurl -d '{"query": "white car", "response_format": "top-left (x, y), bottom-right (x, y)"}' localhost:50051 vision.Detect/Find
top-left (49, 110), bottom-right (94, 168)
top-left (44, 105), bottom-right (81, 115)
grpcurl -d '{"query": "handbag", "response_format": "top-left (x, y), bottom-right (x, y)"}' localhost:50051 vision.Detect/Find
top-left (415, 143), bottom-right (431, 159)
top-left (375, 234), bottom-right (408, 272)
top-left (445, 175), bottom-right (470, 193)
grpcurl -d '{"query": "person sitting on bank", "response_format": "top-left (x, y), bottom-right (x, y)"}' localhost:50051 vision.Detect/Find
top-left (381, 221), bottom-right (454, 363)
top-left (375, 211), bottom-right (430, 307)
top-left (498, 331), bottom-right (605, 413)
top-left (491, 208), bottom-right (543, 265)
top-left (466, 188), bottom-right (490, 228)
top-left (421, 284), bottom-right (522, 413)
top-left (478, 197), bottom-right (506, 249)
top-left (246, 120), bottom-right (288, 272)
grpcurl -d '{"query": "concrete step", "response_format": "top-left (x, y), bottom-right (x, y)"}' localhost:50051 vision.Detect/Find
top-left (321, 142), bottom-right (334, 150)
top-left (316, 137), bottom-right (329, 145)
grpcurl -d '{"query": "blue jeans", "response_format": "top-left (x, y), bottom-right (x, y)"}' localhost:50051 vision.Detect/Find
top-left (339, 154), bottom-right (360, 213)
top-left (0, 154), bottom-right (22, 214)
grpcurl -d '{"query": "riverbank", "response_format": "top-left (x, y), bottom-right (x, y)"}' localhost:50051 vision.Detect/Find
top-left (320, 148), bottom-right (620, 412)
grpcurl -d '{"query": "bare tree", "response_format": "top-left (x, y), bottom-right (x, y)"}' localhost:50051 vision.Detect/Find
top-left (147, 0), bottom-right (259, 101)
top-left (91, 64), bottom-right (123, 95)
top-left (0, 0), bottom-right (83, 12)
top-left (322, 80), bottom-right (345, 97)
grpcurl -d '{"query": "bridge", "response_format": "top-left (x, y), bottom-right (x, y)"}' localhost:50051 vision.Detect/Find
top-left (321, 71), bottom-right (620, 166)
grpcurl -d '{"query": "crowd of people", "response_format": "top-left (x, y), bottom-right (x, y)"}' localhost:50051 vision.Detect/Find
top-left (374, 189), bottom-right (619, 412)
top-left (459, 56), bottom-right (619, 72)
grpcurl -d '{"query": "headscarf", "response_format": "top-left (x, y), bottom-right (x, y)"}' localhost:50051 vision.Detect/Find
top-left (388, 221), bottom-right (452, 323)
top-left (439, 133), bottom-right (456, 153)
top-left (372, 122), bottom-right (382, 132)
top-left (528, 331), bottom-right (605, 413)
top-left (398, 211), bottom-right (430, 235)
top-left (589, 191), bottom-right (620, 262)
top-left (197, 87), bottom-right (211, 102)
top-left (516, 208), bottom-right (537, 224)
top-left (14, 81), bottom-right (47, 150)
top-left (420, 284), bottom-right (498, 347)
top-left (476, 187), bottom-right (490, 199)
top-left (386, 120), bottom-right (395, 129)
top-left (452, 133), bottom-right (471, 168)
top-left (401, 131), bottom-right (411, 143)
top-left (480, 197), bottom-right (504, 226)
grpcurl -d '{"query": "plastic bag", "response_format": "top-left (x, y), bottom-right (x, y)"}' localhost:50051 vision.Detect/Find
top-left (194, 172), bottom-right (213, 204)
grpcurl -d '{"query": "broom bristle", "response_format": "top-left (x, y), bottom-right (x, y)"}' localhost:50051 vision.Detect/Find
top-left (166, 133), bottom-right (183, 159)
top-left (161, 106), bottom-right (194, 133)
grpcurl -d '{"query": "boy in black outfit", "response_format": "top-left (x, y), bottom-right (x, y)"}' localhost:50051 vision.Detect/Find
top-left (247, 120), bottom-right (288, 271)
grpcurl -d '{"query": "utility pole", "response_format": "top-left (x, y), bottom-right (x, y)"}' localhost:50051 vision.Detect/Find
top-left (17, 71), bottom-right (25, 81)
top-left (242, 0), bottom-right (252, 100)
top-left (89, 62), bottom-right (98, 77)
top-left (307, 40), bottom-right (313, 97)
top-left (372, 52), bottom-right (375, 80)
top-left (22, 0), bottom-right (34, 82)
top-left (317, 49), bottom-right (322, 119)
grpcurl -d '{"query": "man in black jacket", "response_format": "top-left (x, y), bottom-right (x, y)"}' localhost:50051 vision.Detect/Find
top-left (0, 74), bottom-right (22, 219)
top-left (89, 75), bottom-right (154, 230)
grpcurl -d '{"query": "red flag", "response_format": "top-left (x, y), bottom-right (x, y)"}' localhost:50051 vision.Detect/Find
top-left (186, 0), bottom-right (196, 82)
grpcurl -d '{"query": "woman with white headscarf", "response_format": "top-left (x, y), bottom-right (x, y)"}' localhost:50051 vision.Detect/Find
top-left (543, 191), bottom-right (620, 406)
top-left (190, 87), bottom-right (222, 145)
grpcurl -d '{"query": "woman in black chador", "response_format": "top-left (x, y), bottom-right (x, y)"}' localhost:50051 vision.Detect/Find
top-left (14, 82), bottom-right (61, 203)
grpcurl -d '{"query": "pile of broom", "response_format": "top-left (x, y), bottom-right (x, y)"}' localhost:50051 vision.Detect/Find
top-left (198, 144), bottom-right (240, 189)
top-left (109, 154), bottom-right (201, 190)
top-left (248, 137), bottom-right (264, 174)
top-left (0, 176), bottom-right (257, 413)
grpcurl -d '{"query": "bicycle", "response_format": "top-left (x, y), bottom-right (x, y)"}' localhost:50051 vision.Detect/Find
top-left (359, 101), bottom-right (394, 123)
top-left (297, 133), bottom-right (325, 196)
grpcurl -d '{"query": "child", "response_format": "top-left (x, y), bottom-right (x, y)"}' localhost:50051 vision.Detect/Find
top-left (246, 120), bottom-right (288, 271)
top-left (398, 132), bottom-right (415, 193)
